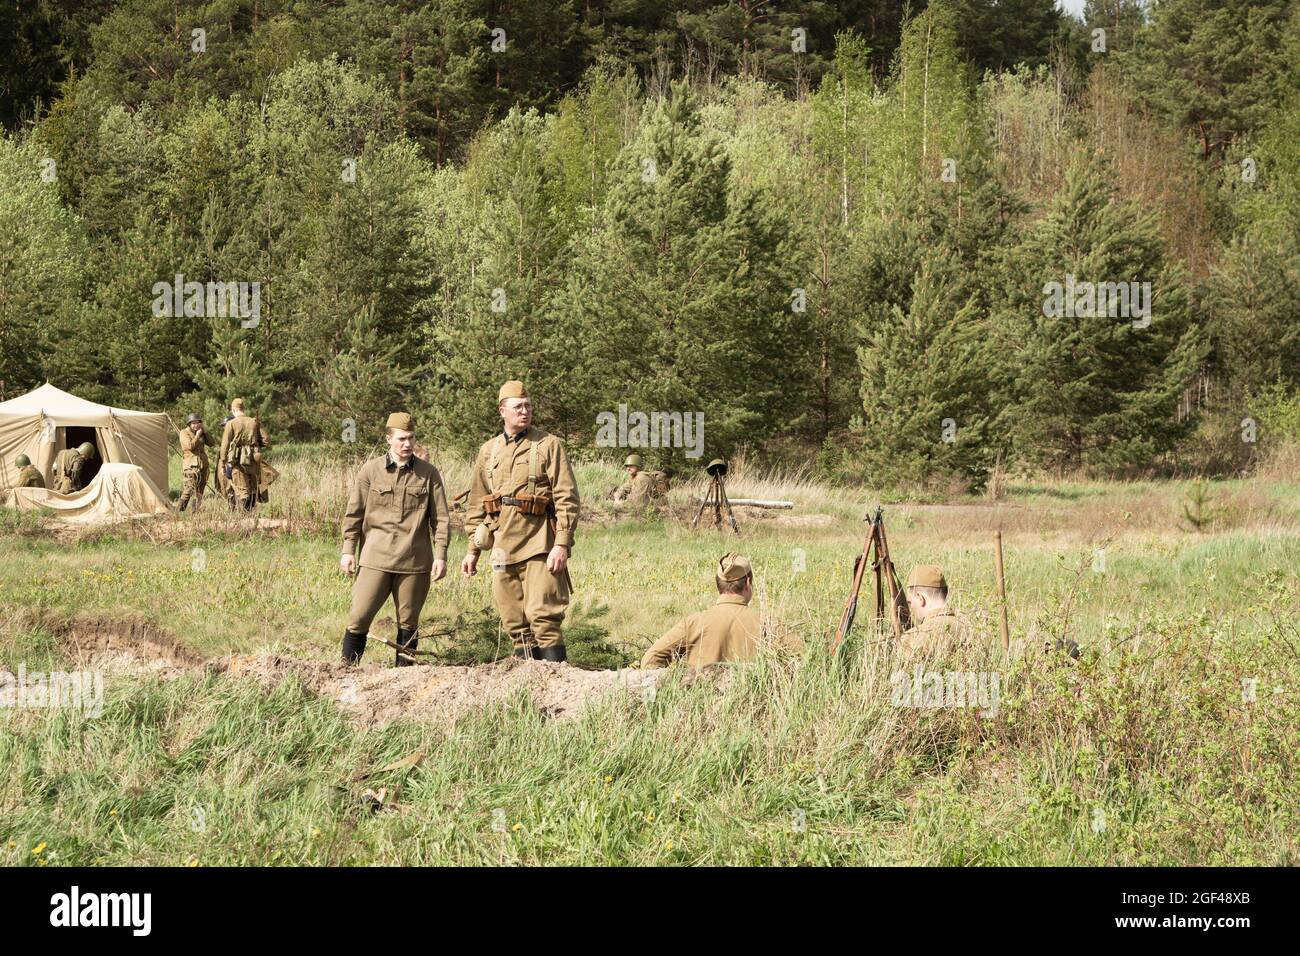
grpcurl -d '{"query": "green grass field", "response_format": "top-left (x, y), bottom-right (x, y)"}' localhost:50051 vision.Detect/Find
top-left (2, 449), bottom-right (1297, 865)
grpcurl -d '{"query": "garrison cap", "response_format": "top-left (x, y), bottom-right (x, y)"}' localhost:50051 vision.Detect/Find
top-left (231, 397), bottom-right (245, 411)
top-left (624, 454), bottom-right (642, 468)
top-left (386, 412), bottom-right (415, 431)
top-left (498, 380), bottom-right (528, 403)
top-left (907, 564), bottom-right (947, 590)
top-left (717, 551), bottom-right (753, 582)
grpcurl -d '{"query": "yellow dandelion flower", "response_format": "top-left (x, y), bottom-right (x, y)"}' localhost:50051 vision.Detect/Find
top-left (672, 791), bottom-right (681, 803)
top-left (511, 823), bottom-right (523, 832)
top-left (665, 841), bottom-right (674, 851)
top-left (603, 775), bottom-right (613, 784)
top-left (645, 812), bottom-right (655, 823)
top-left (31, 842), bottom-right (47, 855)
top-left (311, 827), bottom-right (322, 839)
top-left (109, 809), bottom-right (118, 816)
top-left (187, 857), bottom-right (200, 867)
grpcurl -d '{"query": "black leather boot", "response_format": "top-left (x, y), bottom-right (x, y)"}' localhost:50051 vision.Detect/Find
top-left (538, 645), bottom-right (567, 663)
top-left (341, 630), bottom-right (367, 664)
top-left (396, 628), bottom-right (418, 666)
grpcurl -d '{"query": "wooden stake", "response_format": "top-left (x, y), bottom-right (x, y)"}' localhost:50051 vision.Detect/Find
top-left (994, 530), bottom-right (1010, 652)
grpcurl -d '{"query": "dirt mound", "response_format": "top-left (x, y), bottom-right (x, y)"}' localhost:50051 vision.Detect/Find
top-left (9, 611), bottom-right (674, 728)
top-left (214, 653), bottom-right (666, 728)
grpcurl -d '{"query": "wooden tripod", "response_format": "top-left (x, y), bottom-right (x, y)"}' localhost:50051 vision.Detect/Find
top-left (691, 472), bottom-right (739, 534)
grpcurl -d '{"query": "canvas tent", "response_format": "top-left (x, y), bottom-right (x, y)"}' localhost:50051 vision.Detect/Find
top-left (7, 463), bottom-right (172, 523)
top-left (0, 383), bottom-right (170, 496)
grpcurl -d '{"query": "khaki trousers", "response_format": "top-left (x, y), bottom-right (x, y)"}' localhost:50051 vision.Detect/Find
top-left (230, 463), bottom-right (258, 509)
top-left (179, 463), bottom-right (208, 510)
top-left (347, 566), bottom-right (431, 634)
top-left (492, 555), bottom-right (570, 650)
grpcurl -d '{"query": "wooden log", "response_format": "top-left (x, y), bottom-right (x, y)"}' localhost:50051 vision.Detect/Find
top-left (692, 497), bottom-right (793, 509)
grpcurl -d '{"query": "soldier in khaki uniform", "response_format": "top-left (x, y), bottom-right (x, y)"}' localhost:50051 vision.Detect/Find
top-left (177, 413), bottom-right (215, 511)
top-left (641, 552), bottom-right (762, 668)
top-left (52, 442), bottom-right (96, 494)
top-left (897, 565), bottom-right (973, 657)
top-left (218, 399), bottom-right (264, 511)
top-left (340, 412), bottom-right (450, 665)
top-left (461, 381), bottom-right (580, 662)
top-left (14, 454), bottom-right (44, 488)
top-left (610, 454), bottom-right (654, 506)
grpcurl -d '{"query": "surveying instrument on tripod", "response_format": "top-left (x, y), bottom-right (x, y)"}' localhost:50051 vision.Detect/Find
top-left (691, 458), bottom-right (740, 534)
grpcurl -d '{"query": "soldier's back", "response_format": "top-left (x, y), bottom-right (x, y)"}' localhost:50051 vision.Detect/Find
top-left (682, 598), bottom-right (761, 667)
top-left (898, 609), bottom-right (971, 659)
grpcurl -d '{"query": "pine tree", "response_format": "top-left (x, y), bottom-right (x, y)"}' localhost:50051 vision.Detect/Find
top-left (301, 304), bottom-right (427, 443)
top-left (991, 152), bottom-right (1206, 475)
top-left (0, 133), bottom-right (90, 400)
top-left (853, 252), bottom-right (995, 491)
top-left (427, 107), bottom-right (576, 450)
top-left (560, 81), bottom-right (808, 460)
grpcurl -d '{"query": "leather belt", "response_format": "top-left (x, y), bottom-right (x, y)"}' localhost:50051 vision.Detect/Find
top-left (500, 496), bottom-right (527, 507)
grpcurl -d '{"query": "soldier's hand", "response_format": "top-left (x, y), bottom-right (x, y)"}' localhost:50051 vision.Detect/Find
top-left (546, 545), bottom-right (568, 574)
top-left (461, 552), bottom-right (478, 577)
top-left (340, 554), bottom-right (356, 576)
top-left (431, 559), bottom-right (447, 582)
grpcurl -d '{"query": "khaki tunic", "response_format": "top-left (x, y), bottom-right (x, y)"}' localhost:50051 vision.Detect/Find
top-left (16, 465), bottom-right (44, 488)
top-left (179, 425), bottom-right (215, 467)
top-left (641, 594), bottom-right (761, 669)
top-left (464, 427), bottom-right (580, 563)
top-left (219, 413), bottom-right (264, 506)
top-left (52, 449), bottom-right (88, 494)
top-left (897, 608), bottom-right (972, 658)
top-left (342, 455), bottom-right (451, 573)
top-left (219, 414), bottom-right (263, 465)
top-left (612, 471), bottom-right (654, 506)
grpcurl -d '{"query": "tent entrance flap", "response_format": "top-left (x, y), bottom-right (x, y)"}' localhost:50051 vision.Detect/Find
top-left (62, 426), bottom-right (102, 486)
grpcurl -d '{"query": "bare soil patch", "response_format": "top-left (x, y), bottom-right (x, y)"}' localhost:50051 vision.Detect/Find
top-left (8, 611), bottom-right (678, 729)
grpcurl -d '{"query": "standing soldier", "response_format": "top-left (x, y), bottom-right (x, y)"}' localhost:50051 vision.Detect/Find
top-left (610, 454), bottom-right (654, 507)
top-left (339, 413), bottom-right (450, 666)
top-left (214, 414), bottom-right (236, 508)
top-left (461, 381), bottom-right (580, 662)
top-left (13, 454), bottom-right (44, 488)
top-left (52, 442), bottom-right (96, 494)
top-left (219, 399), bottom-right (262, 511)
top-left (177, 413), bottom-right (215, 511)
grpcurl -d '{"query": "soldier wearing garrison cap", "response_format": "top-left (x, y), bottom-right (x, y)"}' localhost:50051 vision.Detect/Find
top-left (461, 381), bottom-right (581, 662)
top-left (610, 453), bottom-right (654, 507)
top-left (640, 552), bottom-right (763, 669)
top-left (897, 564), bottom-right (973, 657)
top-left (218, 398), bottom-right (269, 511)
top-left (339, 412), bottom-right (451, 666)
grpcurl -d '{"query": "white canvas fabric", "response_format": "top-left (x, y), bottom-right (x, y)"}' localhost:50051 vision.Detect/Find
top-left (0, 383), bottom-right (169, 494)
top-left (5, 462), bottom-right (172, 523)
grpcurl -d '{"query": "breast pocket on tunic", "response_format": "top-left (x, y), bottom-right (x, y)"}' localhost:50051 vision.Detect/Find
top-left (404, 481), bottom-right (429, 519)
top-left (368, 482), bottom-right (396, 516)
